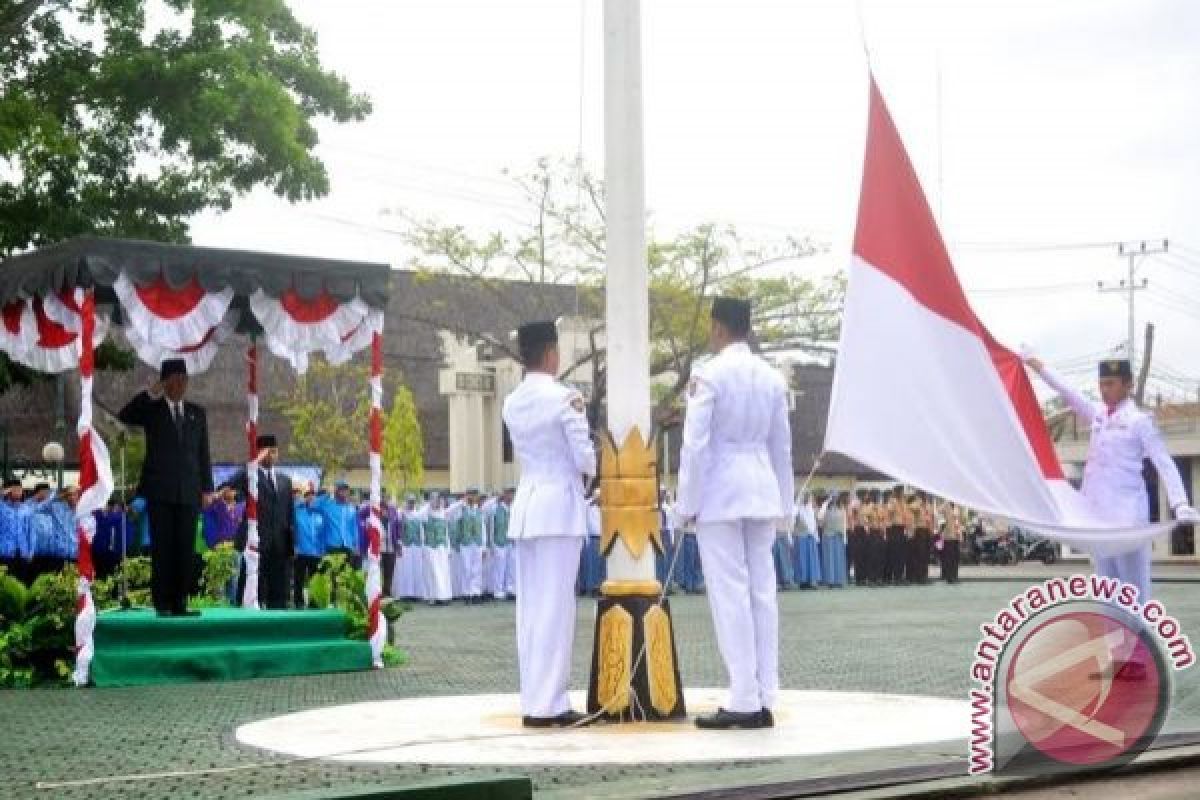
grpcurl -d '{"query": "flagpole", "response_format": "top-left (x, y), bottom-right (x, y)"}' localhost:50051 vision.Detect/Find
top-left (585, 0), bottom-right (685, 722)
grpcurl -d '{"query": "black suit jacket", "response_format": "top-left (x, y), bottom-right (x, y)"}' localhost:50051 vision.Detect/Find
top-left (118, 391), bottom-right (213, 505)
top-left (230, 468), bottom-right (295, 556)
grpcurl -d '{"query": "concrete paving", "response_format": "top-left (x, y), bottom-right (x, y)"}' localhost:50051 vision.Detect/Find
top-left (4, 578), bottom-right (1200, 799)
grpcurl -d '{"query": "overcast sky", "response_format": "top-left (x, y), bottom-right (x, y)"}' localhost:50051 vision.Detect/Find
top-left (188, 0), bottom-right (1200, 400)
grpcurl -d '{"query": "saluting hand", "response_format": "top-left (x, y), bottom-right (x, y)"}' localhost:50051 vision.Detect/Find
top-left (1024, 356), bottom-right (1044, 374)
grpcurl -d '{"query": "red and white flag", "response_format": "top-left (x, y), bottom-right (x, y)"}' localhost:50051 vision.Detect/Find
top-left (825, 76), bottom-right (1171, 556)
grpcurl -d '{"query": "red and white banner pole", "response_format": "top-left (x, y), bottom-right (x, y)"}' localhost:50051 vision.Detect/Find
top-left (242, 336), bottom-right (261, 609)
top-left (365, 323), bottom-right (387, 667)
top-left (72, 287), bottom-right (113, 686)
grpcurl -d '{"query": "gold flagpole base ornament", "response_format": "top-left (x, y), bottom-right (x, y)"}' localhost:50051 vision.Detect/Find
top-left (586, 427), bottom-right (686, 721)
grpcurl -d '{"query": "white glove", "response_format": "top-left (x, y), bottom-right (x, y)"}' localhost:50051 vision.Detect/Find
top-left (1174, 505), bottom-right (1200, 523)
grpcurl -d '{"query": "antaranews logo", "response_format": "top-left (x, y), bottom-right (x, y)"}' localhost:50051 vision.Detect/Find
top-left (968, 574), bottom-right (1193, 775)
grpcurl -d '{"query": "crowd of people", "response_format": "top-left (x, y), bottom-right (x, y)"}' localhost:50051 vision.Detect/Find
top-left (0, 472), bottom-right (978, 601)
top-left (651, 487), bottom-right (971, 595)
top-left (0, 479), bottom-right (81, 583)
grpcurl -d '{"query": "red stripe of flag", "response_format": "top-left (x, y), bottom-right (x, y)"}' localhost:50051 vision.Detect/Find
top-left (853, 75), bottom-right (1064, 481)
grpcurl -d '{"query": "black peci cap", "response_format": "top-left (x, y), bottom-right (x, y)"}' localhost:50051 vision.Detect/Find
top-left (1099, 359), bottom-right (1133, 380)
top-left (160, 358), bottom-right (188, 379)
top-left (256, 434), bottom-right (278, 449)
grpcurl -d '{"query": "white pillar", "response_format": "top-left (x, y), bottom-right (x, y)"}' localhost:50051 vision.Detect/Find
top-left (604, 0), bottom-right (655, 583)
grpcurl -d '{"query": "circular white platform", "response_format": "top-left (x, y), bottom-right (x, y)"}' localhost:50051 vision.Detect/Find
top-left (236, 689), bottom-right (968, 766)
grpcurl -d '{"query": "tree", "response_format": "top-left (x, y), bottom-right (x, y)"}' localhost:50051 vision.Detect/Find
top-left (396, 157), bottom-right (842, 426)
top-left (274, 359), bottom-right (373, 482)
top-left (382, 384), bottom-right (423, 495)
top-left (0, 0), bottom-right (370, 253)
top-left (1, 0), bottom-right (370, 389)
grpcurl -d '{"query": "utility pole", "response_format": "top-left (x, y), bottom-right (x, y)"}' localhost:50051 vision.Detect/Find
top-left (1098, 239), bottom-right (1167, 372)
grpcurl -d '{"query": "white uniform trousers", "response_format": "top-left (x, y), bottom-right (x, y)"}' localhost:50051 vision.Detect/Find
top-left (514, 536), bottom-right (583, 717)
top-left (489, 546), bottom-right (512, 599)
top-left (1094, 543), bottom-right (1153, 603)
top-left (461, 544), bottom-right (484, 597)
top-left (696, 518), bottom-right (779, 713)
top-left (424, 546), bottom-right (453, 602)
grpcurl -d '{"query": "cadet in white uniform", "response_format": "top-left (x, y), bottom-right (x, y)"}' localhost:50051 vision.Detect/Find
top-left (676, 297), bottom-right (794, 730)
top-left (502, 320), bottom-right (596, 727)
top-left (1028, 357), bottom-right (1198, 600)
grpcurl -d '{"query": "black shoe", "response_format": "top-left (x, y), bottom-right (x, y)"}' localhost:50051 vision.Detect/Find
top-left (760, 708), bottom-right (775, 727)
top-left (695, 708), bottom-right (771, 730)
top-left (174, 609), bottom-right (201, 617)
top-left (522, 710), bottom-right (589, 729)
top-left (156, 609), bottom-right (173, 618)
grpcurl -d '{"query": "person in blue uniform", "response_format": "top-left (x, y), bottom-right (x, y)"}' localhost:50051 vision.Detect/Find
top-left (293, 484), bottom-right (324, 608)
top-left (676, 518), bottom-right (705, 594)
top-left (29, 484), bottom-right (77, 578)
top-left (791, 492), bottom-right (822, 589)
top-left (92, 498), bottom-right (130, 581)
top-left (820, 493), bottom-right (849, 588)
top-left (1, 478), bottom-right (35, 582)
top-left (315, 481), bottom-right (361, 568)
top-left (656, 491), bottom-right (677, 592)
top-left (578, 490), bottom-right (605, 596)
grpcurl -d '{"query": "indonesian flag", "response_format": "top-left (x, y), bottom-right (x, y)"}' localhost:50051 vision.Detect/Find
top-left (825, 75), bottom-right (1172, 556)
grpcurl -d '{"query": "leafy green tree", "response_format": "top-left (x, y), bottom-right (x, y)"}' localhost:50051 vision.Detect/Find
top-left (274, 359), bottom-right (372, 482)
top-left (397, 157), bottom-right (842, 423)
top-left (382, 384), bottom-right (424, 495)
top-left (0, 0), bottom-right (370, 387)
top-left (0, 0), bottom-right (370, 253)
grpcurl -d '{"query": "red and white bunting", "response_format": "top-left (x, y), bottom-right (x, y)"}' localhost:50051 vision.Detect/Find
top-left (5, 294), bottom-right (110, 374)
top-left (114, 271), bottom-right (234, 351)
top-left (122, 309), bottom-right (236, 375)
top-left (242, 339), bottom-right (261, 610)
top-left (0, 296), bottom-right (30, 360)
top-left (72, 288), bottom-right (113, 687)
top-left (250, 288), bottom-right (369, 374)
top-left (365, 321), bottom-right (387, 668)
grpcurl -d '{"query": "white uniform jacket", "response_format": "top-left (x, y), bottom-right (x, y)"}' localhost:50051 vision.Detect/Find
top-left (676, 342), bottom-right (795, 524)
top-left (502, 372), bottom-right (596, 540)
top-left (1043, 367), bottom-right (1189, 524)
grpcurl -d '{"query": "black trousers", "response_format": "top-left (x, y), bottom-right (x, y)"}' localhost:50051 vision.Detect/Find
top-left (942, 539), bottom-right (961, 583)
top-left (148, 501), bottom-right (198, 614)
top-left (867, 530), bottom-right (886, 584)
top-left (293, 554), bottom-right (321, 609)
top-left (915, 529), bottom-right (932, 582)
top-left (884, 526), bottom-right (907, 585)
top-left (260, 550), bottom-right (291, 610)
top-left (381, 551), bottom-right (397, 599)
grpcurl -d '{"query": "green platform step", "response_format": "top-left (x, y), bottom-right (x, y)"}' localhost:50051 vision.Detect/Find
top-left (90, 607), bottom-right (372, 688)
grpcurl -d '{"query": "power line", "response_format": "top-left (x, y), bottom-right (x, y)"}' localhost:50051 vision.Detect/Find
top-left (966, 281), bottom-right (1093, 296)
top-left (951, 241), bottom-right (1117, 253)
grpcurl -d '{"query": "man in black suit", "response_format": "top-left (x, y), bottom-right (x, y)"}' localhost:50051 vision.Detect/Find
top-left (232, 434), bottom-right (295, 609)
top-left (118, 359), bottom-right (213, 617)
